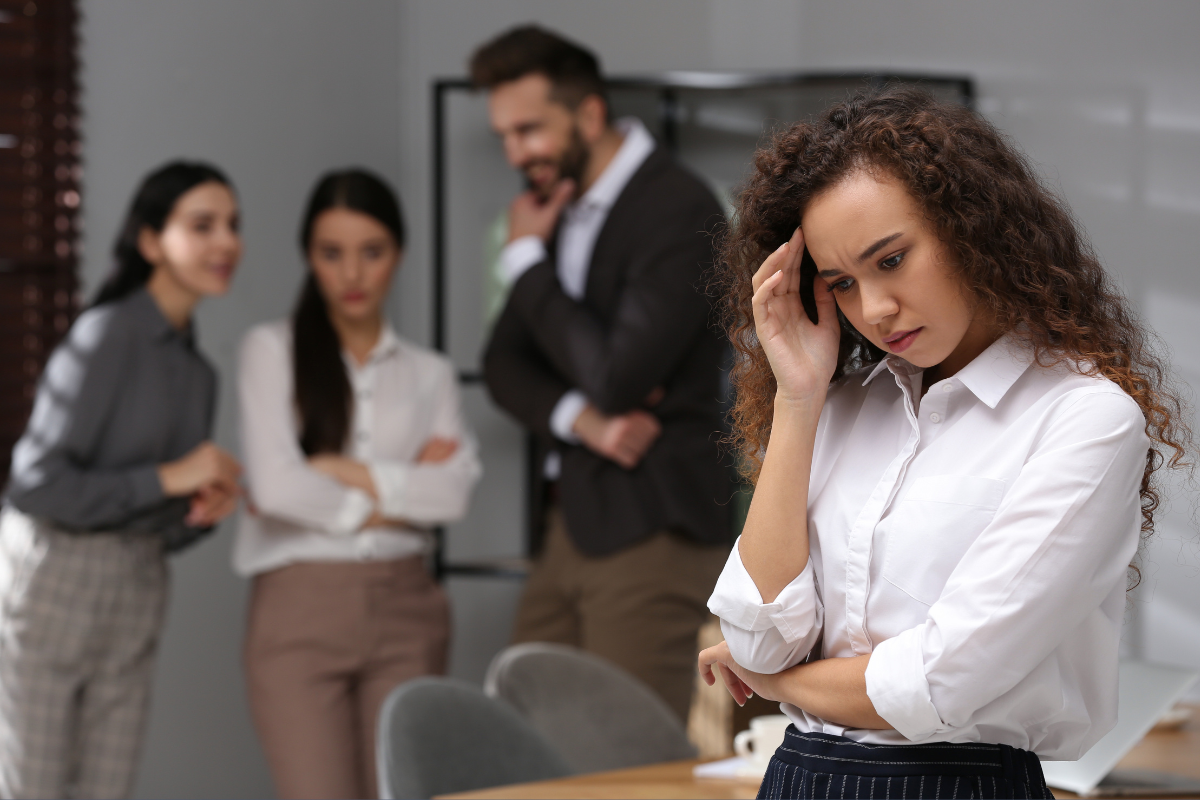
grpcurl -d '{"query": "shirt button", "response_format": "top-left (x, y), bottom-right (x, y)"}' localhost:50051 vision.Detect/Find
top-left (929, 412), bottom-right (941, 423)
top-left (942, 383), bottom-right (953, 393)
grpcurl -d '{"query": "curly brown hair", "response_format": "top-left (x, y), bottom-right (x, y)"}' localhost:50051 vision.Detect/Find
top-left (717, 86), bottom-right (1192, 546)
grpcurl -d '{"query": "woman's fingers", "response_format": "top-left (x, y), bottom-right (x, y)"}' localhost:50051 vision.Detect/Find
top-left (784, 227), bottom-right (804, 297)
top-left (751, 237), bottom-right (791, 294)
top-left (813, 275), bottom-right (839, 330)
top-left (752, 267), bottom-right (786, 312)
top-left (717, 663), bottom-right (750, 706)
top-left (698, 657), bottom-right (715, 686)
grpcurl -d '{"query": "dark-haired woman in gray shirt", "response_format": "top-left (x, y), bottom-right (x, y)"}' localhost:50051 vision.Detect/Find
top-left (0, 161), bottom-right (242, 800)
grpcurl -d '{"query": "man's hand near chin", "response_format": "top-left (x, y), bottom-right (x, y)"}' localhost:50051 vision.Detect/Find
top-left (572, 403), bottom-right (662, 470)
top-left (508, 179), bottom-right (575, 243)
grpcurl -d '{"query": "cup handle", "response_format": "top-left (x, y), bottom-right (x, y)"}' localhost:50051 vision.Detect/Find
top-left (734, 729), bottom-right (754, 758)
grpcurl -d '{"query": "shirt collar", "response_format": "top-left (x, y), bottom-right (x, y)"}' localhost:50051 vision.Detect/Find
top-left (572, 116), bottom-right (656, 213)
top-left (861, 333), bottom-right (1033, 409)
top-left (952, 333), bottom-right (1034, 408)
top-left (129, 287), bottom-right (195, 346)
top-left (350, 322), bottom-right (402, 366)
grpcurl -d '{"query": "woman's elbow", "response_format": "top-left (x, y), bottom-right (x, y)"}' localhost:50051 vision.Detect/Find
top-left (722, 622), bottom-right (815, 675)
top-left (247, 478), bottom-right (295, 520)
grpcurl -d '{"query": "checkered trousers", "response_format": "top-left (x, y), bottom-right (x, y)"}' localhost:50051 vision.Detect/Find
top-left (0, 506), bottom-right (168, 800)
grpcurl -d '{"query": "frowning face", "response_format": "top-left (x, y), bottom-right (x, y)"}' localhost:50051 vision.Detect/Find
top-left (802, 170), bottom-right (995, 377)
top-left (307, 208), bottom-right (400, 327)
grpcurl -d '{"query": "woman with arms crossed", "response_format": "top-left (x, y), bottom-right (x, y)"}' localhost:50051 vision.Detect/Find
top-left (236, 169), bottom-right (480, 800)
top-left (699, 88), bottom-right (1191, 799)
top-left (0, 161), bottom-right (243, 799)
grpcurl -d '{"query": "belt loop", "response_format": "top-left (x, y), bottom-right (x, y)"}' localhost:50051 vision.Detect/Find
top-left (998, 743), bottom-right (1016, 784)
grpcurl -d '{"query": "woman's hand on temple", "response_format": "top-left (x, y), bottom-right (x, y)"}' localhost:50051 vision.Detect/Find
top-left (752, 227), bottom-right (841, 409)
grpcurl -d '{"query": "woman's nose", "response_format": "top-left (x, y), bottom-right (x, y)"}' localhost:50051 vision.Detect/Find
top-left (859, 284), bottom-right (899, 325)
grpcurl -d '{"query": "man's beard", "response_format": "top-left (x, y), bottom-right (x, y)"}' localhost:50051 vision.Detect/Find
top-left (523, 125), bottom-right (589, 200)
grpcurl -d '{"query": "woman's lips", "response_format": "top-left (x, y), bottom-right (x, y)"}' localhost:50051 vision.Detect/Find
top-left (884, 327), bottom-right (922, 354)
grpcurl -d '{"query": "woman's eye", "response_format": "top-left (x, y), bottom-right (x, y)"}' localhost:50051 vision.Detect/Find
top-left (831, 278), bottom-right (854, 294)
top-left (880, 253), bottom-right (904, 270)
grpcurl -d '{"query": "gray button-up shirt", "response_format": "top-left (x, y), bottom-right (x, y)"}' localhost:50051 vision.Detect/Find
top-left (6, 288), bottom-right (216, 545)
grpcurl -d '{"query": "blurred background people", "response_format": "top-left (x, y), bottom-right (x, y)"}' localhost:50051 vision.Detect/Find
top-left (0, 161), bottom-right (243, 799)
top-left (474, 26), bottom-right (735, 722)
top-left (235, 169), bottom-right (480, 800)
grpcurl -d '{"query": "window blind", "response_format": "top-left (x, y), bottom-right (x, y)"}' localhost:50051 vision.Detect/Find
top-left (0, 0), bottom-right (80, 487)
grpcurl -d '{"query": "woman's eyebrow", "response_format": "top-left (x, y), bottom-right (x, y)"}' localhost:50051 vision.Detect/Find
top-left (857, 232), bottom-right (902, 262)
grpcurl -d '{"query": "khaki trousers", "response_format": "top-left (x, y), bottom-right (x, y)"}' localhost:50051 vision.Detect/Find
top-left (512, 508), bottom-right (729, 722)
top-left (244, 557), bottom-right (449, 800)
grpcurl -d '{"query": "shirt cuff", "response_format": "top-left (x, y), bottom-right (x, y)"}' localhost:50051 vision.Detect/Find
top-left (499, 236), bottom-right (547, 285)
top-left (365, 460), bottom-right (408, 520)
top-left (707, 536), bottom-right (821, 643)
top-left (328, 487), bottom-right (375, 537)
top-left (864, 625), bottom-right (947, 741)
top-left (131, 464), bottom-right (166, 510)
top-left (549, 390), bottom-right (588, 443)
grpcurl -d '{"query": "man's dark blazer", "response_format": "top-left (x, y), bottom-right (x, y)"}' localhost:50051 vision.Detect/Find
top-left (483, 146), bottom-right (734, 557)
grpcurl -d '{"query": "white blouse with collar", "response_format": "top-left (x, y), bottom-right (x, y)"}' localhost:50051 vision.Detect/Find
top-left (233, 320), bottom-right (481, 577)
top-left (708, 335), bottom-right (1149, 759)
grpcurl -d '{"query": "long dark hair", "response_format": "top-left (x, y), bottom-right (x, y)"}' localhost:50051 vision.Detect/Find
top-left (293, 169), bottom-right (406, 455)
top-left (92, 161), bottom-right (232, 307)
top-left (717, 86), bottom-right (1192, 548)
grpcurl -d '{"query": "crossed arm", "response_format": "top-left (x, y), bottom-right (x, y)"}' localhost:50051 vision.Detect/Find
top-left (698, 643), bottom-right (890, 730)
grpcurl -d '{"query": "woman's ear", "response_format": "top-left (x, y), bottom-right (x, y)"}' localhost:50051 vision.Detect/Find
top-left (137, 226), bottom-right (164, 267)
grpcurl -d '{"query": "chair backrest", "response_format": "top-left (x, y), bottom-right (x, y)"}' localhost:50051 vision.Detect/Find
top-left (376, 676), bottom-right (572, 799)
top-left (484, 643), bottom-right (697, 773)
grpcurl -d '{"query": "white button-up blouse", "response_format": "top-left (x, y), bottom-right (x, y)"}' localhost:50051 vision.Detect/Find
top-left (234, 321), bottom-right (481, 577)
top-left (708, 335), bottom-right (1149, 759)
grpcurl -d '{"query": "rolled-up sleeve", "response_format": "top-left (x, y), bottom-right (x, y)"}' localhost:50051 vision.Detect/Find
top-left (865, 389), bottom-right (1148, 742)
top-left (366, 359), bottom-right (482, 525)
top-left (708, 537), bottom-right (824, 674)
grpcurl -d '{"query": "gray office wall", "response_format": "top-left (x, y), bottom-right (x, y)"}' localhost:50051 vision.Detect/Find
top-left (72, 2), bottom-right (1200, 798)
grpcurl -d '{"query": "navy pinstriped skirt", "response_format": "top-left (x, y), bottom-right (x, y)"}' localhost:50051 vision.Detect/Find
top-left (757, 727), bottom-right (1052, 799)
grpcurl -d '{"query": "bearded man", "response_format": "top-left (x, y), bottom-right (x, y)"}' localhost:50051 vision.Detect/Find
top-left (472, 25), bottom-right (734, 722)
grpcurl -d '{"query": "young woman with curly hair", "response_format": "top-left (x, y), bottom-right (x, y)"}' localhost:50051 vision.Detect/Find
top-left (698, 87), bottom-right (1192, 800)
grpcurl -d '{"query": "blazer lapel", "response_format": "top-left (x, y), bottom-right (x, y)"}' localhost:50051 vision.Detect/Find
top-left (583, 147), bottom-right (670, 316)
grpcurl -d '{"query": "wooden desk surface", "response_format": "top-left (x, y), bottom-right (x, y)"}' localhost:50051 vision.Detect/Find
top-left (441, 706), bottom-right (1200, 800)
top-left (439, 759), bottom-right (760, 800)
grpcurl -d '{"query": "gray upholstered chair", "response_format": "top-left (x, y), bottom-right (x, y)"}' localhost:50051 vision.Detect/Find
top-left (484, 642), bottom-right (697, 773)
top-left (375, 676), bottom-right (571, 799)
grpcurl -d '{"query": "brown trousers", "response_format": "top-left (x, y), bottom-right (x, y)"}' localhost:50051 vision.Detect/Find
top-left (244, 557), bottom-right (449, 800)
top-left (512, 508), bottom-right (729, 722)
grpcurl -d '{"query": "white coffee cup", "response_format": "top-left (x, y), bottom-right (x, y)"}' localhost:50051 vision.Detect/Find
top-left (734, 714), bottom-right (791, 772)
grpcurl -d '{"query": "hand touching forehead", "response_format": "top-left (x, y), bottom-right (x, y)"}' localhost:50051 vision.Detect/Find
top-left (801, 171), bottom-right (984, 373)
